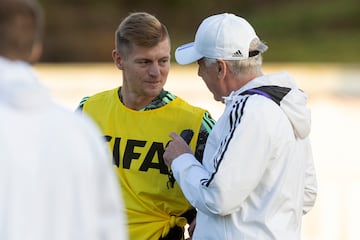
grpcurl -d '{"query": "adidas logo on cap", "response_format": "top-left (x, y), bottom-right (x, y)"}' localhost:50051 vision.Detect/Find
top-left (232, 50), bottom-right (243, 57)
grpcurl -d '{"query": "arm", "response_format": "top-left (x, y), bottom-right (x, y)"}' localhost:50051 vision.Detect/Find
top-left (165, 103), bottom-right (272, 216)
top-left (302, 139), bottom-right (317, 214)
top-left (78, 114), bottom-right (128, 240)
top-left (92, 130), bottom-right (128, 239)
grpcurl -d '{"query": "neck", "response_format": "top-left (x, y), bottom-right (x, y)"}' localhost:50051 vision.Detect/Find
top-left (119, 88), bottom-right (154, 110)
top-left (226, 70), bottom-right (263, 96)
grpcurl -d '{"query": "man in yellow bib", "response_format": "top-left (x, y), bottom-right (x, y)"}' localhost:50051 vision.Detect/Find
top-left (78, 12), bottom-right (215, 240)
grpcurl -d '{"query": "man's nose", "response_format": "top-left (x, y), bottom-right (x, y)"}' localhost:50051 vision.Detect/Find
top-left (149, 63), bottom-right (161, 76)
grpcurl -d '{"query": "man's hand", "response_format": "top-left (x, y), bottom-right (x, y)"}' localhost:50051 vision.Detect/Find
top-left (188, 217), bottom-right (196, 238)
top-left (163, 132), bottom-right (193, 167)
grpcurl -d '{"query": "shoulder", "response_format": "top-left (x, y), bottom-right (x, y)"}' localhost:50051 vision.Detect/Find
top-left (52, 103), bottom-right (100, 131)
top-left (167, 91), bottom-right (216, 130)
top-left (86, 88), bottom-right (117, 103)
top-left (78, 88), bottom-right (118, 111)
top-left (171, 94), bottom-right (206, 112)
top-left (227, 94), bottom-right (284, 130)
top-left (238, 93), bottom-right (281, 114)
top-left (56, 107), bottom-right (108, 152)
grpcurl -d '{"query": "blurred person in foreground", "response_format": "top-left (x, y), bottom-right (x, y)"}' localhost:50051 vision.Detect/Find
top-left (77, 12), bottom-right (215, 240)
top-left (164, 13), bottom-right (317, 239)
top-left (0, 0), bottom-right (127, 239)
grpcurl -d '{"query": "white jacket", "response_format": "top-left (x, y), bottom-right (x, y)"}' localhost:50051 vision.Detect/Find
top-left (0, 57), bottom-right (128, 240)
top-left (171, 72), bottom-right (317, 239)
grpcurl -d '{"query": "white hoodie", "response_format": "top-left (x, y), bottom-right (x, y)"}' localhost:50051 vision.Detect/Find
top-left (0, 57), bottom-right (128, 240)
top-left (171, 72), bottom-right (317, 240)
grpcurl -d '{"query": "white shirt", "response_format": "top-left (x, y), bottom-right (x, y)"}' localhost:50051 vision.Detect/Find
top-left (171, 72), bottom-right (317, 240)
top-left (0, 57), bottom-right (128, 240)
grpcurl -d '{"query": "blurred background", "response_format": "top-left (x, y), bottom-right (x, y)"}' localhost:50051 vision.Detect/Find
top-left (34, 0), bottom-right (359, 239)
top-left (37, 0), bottom-right (360, 63)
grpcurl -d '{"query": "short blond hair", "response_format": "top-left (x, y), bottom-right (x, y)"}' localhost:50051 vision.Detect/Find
top-left (115, 12), bottom-right (169, 58)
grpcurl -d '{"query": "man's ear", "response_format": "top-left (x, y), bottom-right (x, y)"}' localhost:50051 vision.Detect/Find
top-left (28, 41), bottom-right (42, 64)
top-left (216, 59), bottom-right (227, 81)
top-left (112, 50), bottom-right (124, 70)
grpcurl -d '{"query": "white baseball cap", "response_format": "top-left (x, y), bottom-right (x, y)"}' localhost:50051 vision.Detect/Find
top-left (175, 13), bottom-right (267, 65)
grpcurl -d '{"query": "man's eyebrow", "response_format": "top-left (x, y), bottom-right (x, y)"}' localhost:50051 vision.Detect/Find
top-left (135, 58), bottom-right (152, 62)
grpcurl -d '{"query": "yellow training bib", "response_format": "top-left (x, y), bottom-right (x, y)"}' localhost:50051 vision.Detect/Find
top-left (83, 88), bottom-right (205, 239)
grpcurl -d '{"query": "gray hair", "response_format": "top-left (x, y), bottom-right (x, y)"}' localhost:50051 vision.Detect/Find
top-left (204, 38), bottom-right (267, 76)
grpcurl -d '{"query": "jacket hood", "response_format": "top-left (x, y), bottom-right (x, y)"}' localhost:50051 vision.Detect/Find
top-left (0, 57), bottom-right (50, 110)
top-left (224, 72), bottom-right (311, 139)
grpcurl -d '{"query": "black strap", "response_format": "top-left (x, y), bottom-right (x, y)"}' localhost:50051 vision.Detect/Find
top-left (240, 86), bottom-right (291, 106)
top-left (181, 208), bottom-right (197, 223)
top-left (159, 208), bottom-right (197, 240)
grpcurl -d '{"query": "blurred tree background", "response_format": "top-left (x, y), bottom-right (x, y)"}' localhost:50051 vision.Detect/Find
top-left (38, 0), bottom-right (360, 63)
